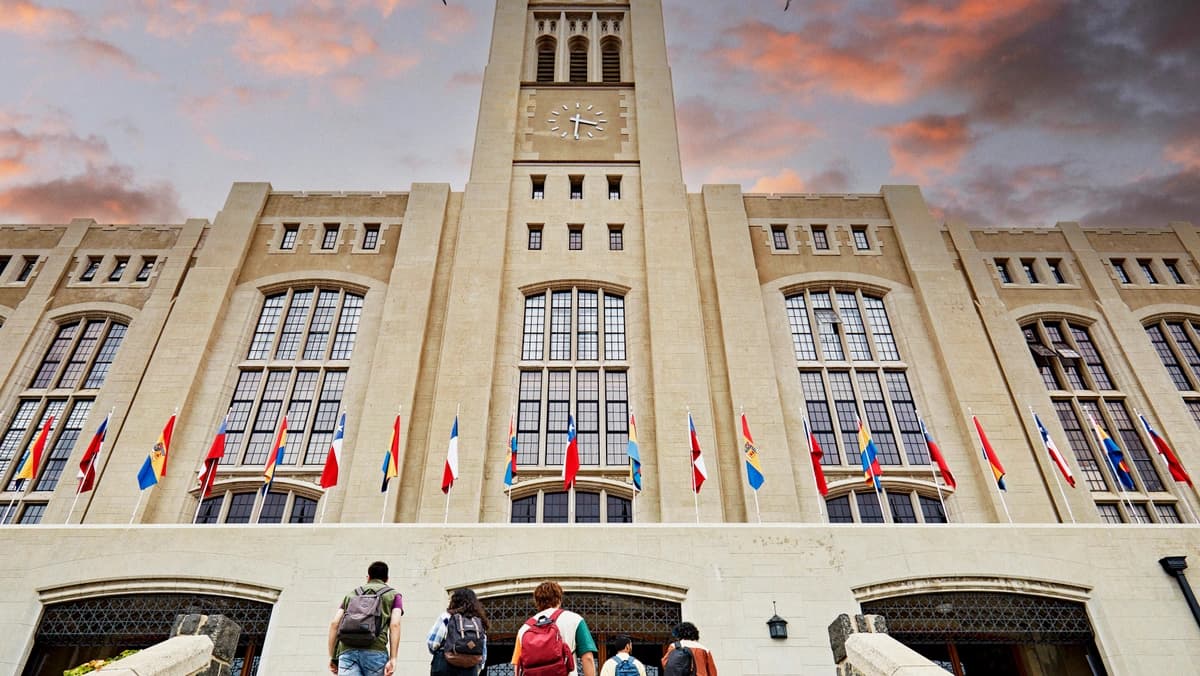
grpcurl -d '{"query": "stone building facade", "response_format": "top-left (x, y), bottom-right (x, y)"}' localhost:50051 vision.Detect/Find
top-left (2, 1), bottom-right (1200, 674)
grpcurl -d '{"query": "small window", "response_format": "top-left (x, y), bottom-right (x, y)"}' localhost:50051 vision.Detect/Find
top-left (569, 175), bottom-right (583, 200)
top-left (0, 255), bottom-right (9, 278)
top-left (607, 175), bottom-right (621, 200)
top-left (1166, 259), bottom-right (1186, 284)
top-left (852, 226), bottom-right (870, 250)
top-left (812, 226), bottom-right (829, 250)
top-left (1138, 259), bottom-right (1159, 284)
top-left (536, 37), bottom-right (556, 84)
top-left (528, 225), bottom-right (543, 251)
top-left (531, 175), bottom-right (545, 200)
top-left (1112, 259), bottom-right (1130, 284)
top-left (1021, 258), bottom-right (1038, 284)
top-left (16, 256), bottom-right (37, 282)
top-left (511, 495), bottom-right (537, 523)
top-left (568, 38), bottom-right (588, 83)
top-left (569, 226), bottom-right (583, 251)
top-left (1097, 503), bottom-right (1124, 524)
top-left (601, 38), bottom-right (621, 82)
top-left (362, 224), bottom-right (380, 250)
top-left (995, 259), bottom-right (1013, 284)
top-left (1048, 258), bottom-right (1066, 284)
top-left (608, 226), bottom-right (623, 251)
top-left (107, 257), bottom-right (128, 282)
top-left (280, 224), bottom-right (299, 250)
top-left (771, 225), bottom-right (789, 250)
top-left (135, 257), bottom-right (156, 282)
top-left (80, 257), bottom-right (102, 282)
top-left (321, 224), bottom-right (339, 250)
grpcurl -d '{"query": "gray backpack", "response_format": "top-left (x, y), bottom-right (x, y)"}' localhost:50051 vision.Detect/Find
top-left (337, 585), bottom-right (393, 648)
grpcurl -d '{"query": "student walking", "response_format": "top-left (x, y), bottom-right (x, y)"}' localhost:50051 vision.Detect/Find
top-left (328, 561), bottom-right (404, 676)
top-left (662, 622), bottom-right (717, 676)
top-left (512, 580), bottom-right (598, 676)
top-left (599, 635), bottom-right (646, 676)
top-left (428, 587), bottom-right (490, 676)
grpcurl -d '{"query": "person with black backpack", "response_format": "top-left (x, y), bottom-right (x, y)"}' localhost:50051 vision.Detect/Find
top-left (599, 635), bottom-right (645, 676)
top-left (328, 561), bottom-right (404, 676)
top-left (511, 580), bottom-right (598, 676)
top-left (661, 622), bottom-right (718, 676)
top-left (427, 587), bottom-right (490, 676)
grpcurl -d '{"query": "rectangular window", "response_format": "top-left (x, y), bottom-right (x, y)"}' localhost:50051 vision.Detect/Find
top-left (522, 294), bottom-right (546, 360)
top-left (608, 226), bottom-right (623, 251)
top-left (1054, 400), bottom-right (1108, 492)
top-left (34, 399), bottom-right (93, 492)
top-left (196, 496), bottom-right (223, 524)
top-left (18, 504), bottom-right (46, 524)
top-left (528, 226), bottom-right (543, 251)
top-left (576, 371), bottom-right (599, 465)
top-left (1156, 503), bottom-right (1182, 523)
top-left (772, 225), bottom-right (789, 250)
top-left (603, 294), bottom-right (626, 360)
top-left (6, 402), bottom-right (65, 490)
top-left (1097, 504), bottom-right (1123, 524)
top-left (258, 492), bottom-right (288, 523)
top-left (576, 492), bottom-right (600, 523)
top-left (812, 226), bottom-right (829, 250)
top-left (919, 495), bottom-right (947, 523)
top-left (852, 226), bottom-right (870, 250)
top-left (1048, 258), bottom-right (1066, 284)
top-left (577, 291), bottom-right (598, 360)
top-left (1138, 259), bottom-right (1159, 284)
top-left (107, 257), bottom-right (128, 282)
top-left (859, 372), bottom-right (901, 464)
top-left (546, 372), bottom-right (570, 464)
top-left (511, 495), bottom-right (537, 523)
top-left (1166, 259), bottom-right (1186, 284)
top-left (362, 225), bottom-right (380, 250)
top-left (569, 175), bottom-right (583, 200)
top-left (544, 492), bottom-right (569, 523)
top-left (608, 175), bottom-right (621, 200)
top-left (607, 495), bottom-right (632, 523)
top-left (856, 492), bottom-right (885, 523)
top-left (786, 296), bottom-right (818, 361)
top-left (826, 495), bottom-right (853, 523)
top-left (280, 225), bottom-right (299, 250)
top-left (531, 175), bottom-right (545, 200)
top-left (225, 493), bottom-right (256, 523)
top-left (0, 255), bottom-right (9, 278)
top-left (995, 259), bottom-right (1013, 283)
top-left (605, 371), bottom-right (629, 464)
top-left (516, 371), bottom-right (542, 465)
top-left (800, 371), bottom-right (841, 465)
top-left (550, 291), bottom-right (572, 360)
top-left (135, 257), bottom-right (156, 282)
top-left (1021, 259), bottom-right (1039, 284)
top-left (321, 224), bottom-right (339, 250)
top-left (17, 256), bottom-right (38, 282)
top-left (569, 226), bottom-right (583, 251)
top-left (888, 493), bottom-right (918, 523)
top-left (80, 257), bottom-right (101, 282)
top-left (1111, 259), bottom-right (1130, 284)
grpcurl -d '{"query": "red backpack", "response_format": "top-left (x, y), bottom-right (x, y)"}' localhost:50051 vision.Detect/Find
top-left (518, 608), bottom-right (575, 676)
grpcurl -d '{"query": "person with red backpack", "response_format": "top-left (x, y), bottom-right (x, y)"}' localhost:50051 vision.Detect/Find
top-left (328, 561), bottom-right (404, 676)
top-left (511, 580), bottom-right (598, 676)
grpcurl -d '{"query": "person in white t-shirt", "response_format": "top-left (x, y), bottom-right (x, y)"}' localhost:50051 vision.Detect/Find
top-left (599, 635), bottom-right (646, 676)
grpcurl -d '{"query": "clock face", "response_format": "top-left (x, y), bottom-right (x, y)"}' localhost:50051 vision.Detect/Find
top-left (547, 101), bottom-right (608, 140)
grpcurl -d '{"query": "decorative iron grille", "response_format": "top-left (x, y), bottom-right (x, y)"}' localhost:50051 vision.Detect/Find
top-left (862, 592), bottom-right (1093, 645)
top-left (35, 593), bottom-right (272, 647)
top-left (484, 592), bottom-right (681, 637)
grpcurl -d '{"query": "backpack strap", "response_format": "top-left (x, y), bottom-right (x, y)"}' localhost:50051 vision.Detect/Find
top-left (548, 608), bottom-right (565, 622)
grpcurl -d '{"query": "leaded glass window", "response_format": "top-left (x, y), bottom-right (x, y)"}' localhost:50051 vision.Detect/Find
top-left (823, 490), bottom-right (947, 524)
top-left (507, 489), bottom-right (631, 523)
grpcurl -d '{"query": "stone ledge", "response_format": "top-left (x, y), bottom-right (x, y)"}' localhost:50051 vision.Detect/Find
top-left (98, 635), bottom-right (212, 675)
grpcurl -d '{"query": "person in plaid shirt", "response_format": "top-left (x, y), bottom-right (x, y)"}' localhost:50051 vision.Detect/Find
top-left (427, 587), bottom-right (489, 676)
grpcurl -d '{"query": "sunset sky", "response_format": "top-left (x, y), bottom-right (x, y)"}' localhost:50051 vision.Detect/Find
top-left (0, 0), bottom-right (1196, 228)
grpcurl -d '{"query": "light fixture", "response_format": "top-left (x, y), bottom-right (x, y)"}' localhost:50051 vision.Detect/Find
top-left (766, 601), bottom-right (788, 639)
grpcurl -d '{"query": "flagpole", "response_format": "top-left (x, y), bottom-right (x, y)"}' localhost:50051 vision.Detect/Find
top-left (130, 488), bottom-right (145, 525)
top-left (802, 415), bottom-right (825, 521)
top-left (1031, 406), bottom-right (1075, 524)
top-left (1089, 413), bottom-right (1138, 517)
top-left (3, 483), bottom-right (20, 525)
top-left (688, 406), bottom-right (699, 524)
top-left (1136, 409), bottom-right (1199, 524)
top-left (969, 409), bottom-right (1012, 523)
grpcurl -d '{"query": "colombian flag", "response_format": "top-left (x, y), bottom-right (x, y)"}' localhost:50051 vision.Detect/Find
top-left (740, 413), bottom-right (765, 490)
top-left (972, 415), bottom-right (1007, 490)
top-left (261, 416), bottom-right (287, 494)
top-left (503, 414), bottom-right (517, 487)
top-left (15, 415), bottom-right (54, 483)
top-left (381, 413), bottom-right (400, 492)
top-left (137, 414), bottom-right (175, 490)
top-left (1091, 415), bottom-right (1135, 489)
top-left (627, 413), bottom-right (642, 492)
top-left (857, 418), bottom-right (883, 492)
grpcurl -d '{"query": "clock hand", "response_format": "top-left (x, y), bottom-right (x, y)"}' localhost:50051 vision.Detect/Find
top-left (571, 115), bottom-right (581, 139)
top-left (577, 118), bottom-right (598, 127)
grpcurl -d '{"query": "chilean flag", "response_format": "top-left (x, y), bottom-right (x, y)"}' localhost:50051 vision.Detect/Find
top-left (688, 412), bottom-right (708, 493)
top-left (920, 418), bottom-right (957, 489)
top-left (442, 415), bottom-right (459, 494)
top-left (320, 412), bottom-right (346, 489)
top-left (1140, 413), bottom-right (1192, 486)
top-left (77, 413), bottom-right (109, 493)
top-left (563, 413), bottom-right (579, 489)
top-left (1034, 411), bottom-right (1075, 488)
top-left (197, 414), bottom-right (228, 497)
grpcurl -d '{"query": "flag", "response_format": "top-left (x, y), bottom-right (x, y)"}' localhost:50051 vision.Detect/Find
top-left (15, 415), bottom-right (54, 482)
top-left (261, 416), bottom-right (287, 494)
top-left (1090, 415), bottom-right (1135, 489)
top-left (972, 415), bottom-right (1007, 491)
top-left (1034, 411), bottom-right (1075, 488)
top-left (442, 415), bottom-right (459, 494)
top-left (627, 413), bottom-right (642, 492)
top-left (1140, 414), bottom-right (1192, 486)
top-left (320, 412), bottom-right (346, 489)
top-left (563, 413), bottom-right (579, 490)
top-left (77, 413), bottom-right (110, 493)
top-left (857, 418), bottom-right (883, 492)
top-left (137, 414), bottom-right (175, 490)
top-left (920, 418), bottom-right (957, 489)
top-left (803, 417), bottom-right (828, 496)
top-left (197, 414), bottom-right (228, 497)
top-left (381, 413), bottom-right (400, 492)
top-left (688, 412), bottom-right (708, 493)
top-left (503, 414), bottom-right (517, 488)
top-left (740, 413), bottom-right (765, 490)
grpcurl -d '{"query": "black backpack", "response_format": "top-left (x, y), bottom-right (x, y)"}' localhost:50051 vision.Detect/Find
top-left (663, 641), bottom-right (696, 676)
top-left (444, 613), bottom-right (486, 668)
top-left (336, 585), bottom-right (393, 648)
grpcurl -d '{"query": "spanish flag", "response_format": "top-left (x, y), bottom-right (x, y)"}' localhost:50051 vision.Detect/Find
top-left (137, 414), bottom-right (175, 490)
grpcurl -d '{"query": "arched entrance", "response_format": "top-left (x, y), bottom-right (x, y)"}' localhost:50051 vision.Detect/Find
top-left (23, 592), bottom-right (273, 676)
top-left (479, 591), bottom-right (682, 675)
top-left (861, 591), bottom-right (1107, 676)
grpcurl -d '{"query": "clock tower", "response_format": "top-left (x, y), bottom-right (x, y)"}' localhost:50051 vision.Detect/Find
top-left (419, 0), bottom-right (719, 524)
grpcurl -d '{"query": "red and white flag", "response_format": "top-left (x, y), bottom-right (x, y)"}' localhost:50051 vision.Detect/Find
top-left (320, 412), bottom-right (346, 489)
top-left (77, 413), bottom-right (110, 493)
top-left (197, 414), bottom-right (229, 497)
top-left (1033, 411), bottom-right (1075, 488)
top-left (688, 412), bottom-right (708, 493)
top-left (441, 415), bottom-right (459, 494)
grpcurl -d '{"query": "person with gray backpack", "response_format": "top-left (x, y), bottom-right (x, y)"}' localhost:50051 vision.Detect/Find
top-left (329, 561), bottom-right (404, 675)
top-left (599, 635), bottom-right (645, 676)
top-left (427, 587), bottom-right (490, 676)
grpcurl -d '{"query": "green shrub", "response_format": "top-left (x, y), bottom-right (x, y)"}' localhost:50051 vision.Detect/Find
top-left (63, 649), bottom-right (139, 675)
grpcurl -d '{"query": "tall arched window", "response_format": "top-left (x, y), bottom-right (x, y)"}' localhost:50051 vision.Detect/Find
top-left (568, 37), bottom-right (588, 83)
top-left (0, 317), bottom-right (127, 522)
top-left (222, 286), bottom-right (362, 470)
top-left (1024, 318), bottom-right (1179, 522)
top-left (600, 37), bottom-right (621, 82)
top-left (536, 36), bottom-right (556, 83)
top-left (1145, 318), bottom-right (1200, 427)
top-left (518, 288), bottom-right (627, 475)
top-left (787, 288), bottom-right (926, 478)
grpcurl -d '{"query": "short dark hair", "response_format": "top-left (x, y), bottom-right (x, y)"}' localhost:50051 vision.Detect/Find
top-left (672, 622), bottom-right (699, 641)
top-left (368, 561), bottom-right (389, 581)
top-left (608, 634), bottom-right (633, 654)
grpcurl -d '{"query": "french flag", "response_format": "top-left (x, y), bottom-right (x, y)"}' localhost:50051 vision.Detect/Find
top-left (442, 416), bottom-right (459, 494)
top-left (320, 412), bottom-right (346, 489)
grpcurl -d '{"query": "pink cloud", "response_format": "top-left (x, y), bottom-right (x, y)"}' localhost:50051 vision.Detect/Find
top-left (426, 3), bottom-right (474, 43)
top-left (447, 70), bottom-right (483, 89)
top-left (676, 96), bottom-right (820, 172)
top-left (878, 114), bottom-right (974, 180)
top-left (330, 75), bottom-right (367, 103)
top-left (1165, 136), bottom-right (1200, 172)
top-left (59, 36), bottom-right (155, 78)
top-left (0, 165), bottom-right (181, 223)
top-left (217, 7), bottom-right (379, 77)
top-left (748, 169), bottom-right (806, 193)
top-left (0, 0), bottom-right (80, 35)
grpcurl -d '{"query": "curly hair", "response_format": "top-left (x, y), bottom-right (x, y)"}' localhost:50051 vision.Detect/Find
top-left (447, 587), bottom-right (490, 631)
top-left (532, 581), bottom-right (564, 611)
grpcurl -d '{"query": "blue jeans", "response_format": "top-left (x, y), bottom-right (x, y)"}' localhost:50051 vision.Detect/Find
top-left (338, 649), bottom-right (389, 676)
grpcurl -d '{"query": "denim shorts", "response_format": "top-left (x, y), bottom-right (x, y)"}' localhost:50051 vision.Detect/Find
top-left (338, 649), bottom-right (389, 676)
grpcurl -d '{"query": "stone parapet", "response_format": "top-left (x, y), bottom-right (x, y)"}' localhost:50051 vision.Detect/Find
top-left (95, 635), bottom-right (211, 675)
top-left (828, 613), bottom-right (950, 676)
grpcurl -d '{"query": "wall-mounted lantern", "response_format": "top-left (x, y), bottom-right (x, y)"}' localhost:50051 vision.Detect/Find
top-left (766, 601), bottom-right (788, 639)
